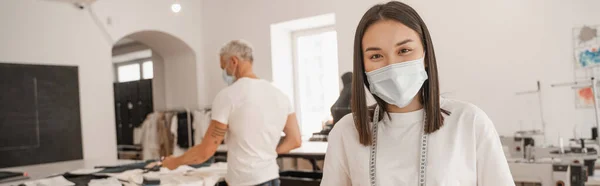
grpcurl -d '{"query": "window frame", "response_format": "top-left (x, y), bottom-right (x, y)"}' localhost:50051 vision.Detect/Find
top-left (114, 57), bottom-right (153, 83)
top-left (291, 25), bottom-right (338, 137)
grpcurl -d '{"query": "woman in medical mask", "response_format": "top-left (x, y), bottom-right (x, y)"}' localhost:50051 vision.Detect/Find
top-left (320, 2), bottom-right (514, 186)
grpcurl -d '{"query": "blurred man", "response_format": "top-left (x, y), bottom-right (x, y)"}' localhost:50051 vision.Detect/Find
top-left (331, 72), bottom-right (353, 124)
top-left (162, 40), bottom-right (301, 186)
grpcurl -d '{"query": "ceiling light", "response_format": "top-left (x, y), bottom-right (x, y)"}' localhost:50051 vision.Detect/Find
top-left (171, 3), bottom-right (181, 13)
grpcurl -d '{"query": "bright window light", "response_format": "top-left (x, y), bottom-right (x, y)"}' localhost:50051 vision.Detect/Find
top-left (294, 29), bottom-right (340, 137)
top-left (117, 63), bottom-right (140, 82)
top-left (142, 61), bottom-right (153, 79)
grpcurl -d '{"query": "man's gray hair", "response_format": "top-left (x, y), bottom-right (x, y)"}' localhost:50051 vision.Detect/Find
top-left (219, 40), bottom-right (254, 62)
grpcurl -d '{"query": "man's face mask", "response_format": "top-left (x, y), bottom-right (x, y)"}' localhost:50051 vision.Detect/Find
top-left (222, 60), bottom-right (236, 85)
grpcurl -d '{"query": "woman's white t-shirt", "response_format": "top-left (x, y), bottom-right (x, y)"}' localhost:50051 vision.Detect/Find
top-left (320, 98), bottom-right (515, 186)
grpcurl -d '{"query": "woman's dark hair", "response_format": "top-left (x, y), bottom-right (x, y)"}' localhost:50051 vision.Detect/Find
top-left (351, 1), bottom-right (449, 146)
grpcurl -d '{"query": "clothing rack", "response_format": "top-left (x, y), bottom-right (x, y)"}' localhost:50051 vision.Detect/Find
top-left (155, 107), bottom-right (212, 148)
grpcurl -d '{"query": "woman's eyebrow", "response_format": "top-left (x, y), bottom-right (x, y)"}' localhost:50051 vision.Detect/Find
top-left (395, 39), bottom-right (413, 46)
top-left (364, 39), bottom-right (414, 52)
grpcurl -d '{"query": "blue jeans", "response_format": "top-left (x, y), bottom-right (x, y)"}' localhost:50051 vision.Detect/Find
top-left (255, 179), bottom-right (280, 186)
top-left (216, 178), bottom-right (280, 186)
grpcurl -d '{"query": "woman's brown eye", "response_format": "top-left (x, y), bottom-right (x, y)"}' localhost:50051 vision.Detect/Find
top-left (399, 49), bottom-right (411, 54)
top-left (370, 54), bottom-right (383, 60)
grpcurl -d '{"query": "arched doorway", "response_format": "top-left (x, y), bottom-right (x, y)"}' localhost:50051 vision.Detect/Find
top-left (111, 30), bottom-right (198, 159)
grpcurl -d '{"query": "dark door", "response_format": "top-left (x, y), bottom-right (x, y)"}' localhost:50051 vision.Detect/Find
top-left (114, 79), bottom-right (153, 145)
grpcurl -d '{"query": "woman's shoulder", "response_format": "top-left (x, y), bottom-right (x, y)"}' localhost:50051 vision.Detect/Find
top-left (440, 98), bottom-right (494, 133)
top-left (440, 98), bottom-right (488, 118)
top-left (330, 114), bottom-right (357, 134)
top-left (328, 114), bottom-right (360, 143)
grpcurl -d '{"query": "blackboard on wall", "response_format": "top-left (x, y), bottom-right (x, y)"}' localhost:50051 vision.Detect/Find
top-left (0, 63), bottom-right (83, 168)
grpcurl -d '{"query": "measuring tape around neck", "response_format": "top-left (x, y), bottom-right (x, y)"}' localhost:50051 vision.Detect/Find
top-left (369, 106), bottom-right (429, 186)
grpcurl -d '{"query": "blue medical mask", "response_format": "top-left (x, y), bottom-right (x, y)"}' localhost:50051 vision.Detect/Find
top-left (222, 61), bottom-right (236, 85)
top-left (365, 56), bottom-right (428, 108)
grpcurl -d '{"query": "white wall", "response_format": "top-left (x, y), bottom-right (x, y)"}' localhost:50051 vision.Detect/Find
top-left (92, 0), bottom-right (207, 107)
top-left (126, 31), bottom-right (199, 109)
top-left (0, 0), bottom-right (115, 160)
top-left (152, 52), bottom-right (167, 111)
top-left (202, 0), bottom-right (600, 145)
top-left (201, 0), bottom-right (336, 101)
top-left (112, 42), bottom-right (150, 56)
top-left (163, 53), bottom-right (198, 109)
top-left (400, 0), bottom-right (600, 145)
top-left (0, 0), bottom-right (207, 161)
top-left (333, 0), bottom-right (387, 75)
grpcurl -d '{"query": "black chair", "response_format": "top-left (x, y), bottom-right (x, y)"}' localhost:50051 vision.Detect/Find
top-left (279, 170), bottom-right (322, 186)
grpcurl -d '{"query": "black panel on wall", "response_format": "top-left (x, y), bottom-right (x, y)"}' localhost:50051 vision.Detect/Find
top-left (0, 63), bottom-right (82, 168)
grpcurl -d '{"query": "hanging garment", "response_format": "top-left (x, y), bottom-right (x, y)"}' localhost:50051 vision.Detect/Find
top-left (139, 113), bottom-right (160, 160)
top-left (171, 110), bottom-right (212, 156)
top-left (171, 116), bottom-right (184, 156)
top-left (176, 112), bottom-right (194, 148)
top-left (157, 112), bottom-right (175, 157)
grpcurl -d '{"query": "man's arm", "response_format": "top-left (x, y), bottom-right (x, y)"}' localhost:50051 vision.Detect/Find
top-left (163, 120), bottom-right (227, 169)
top-left (276, 113), bottom-right (302, 154)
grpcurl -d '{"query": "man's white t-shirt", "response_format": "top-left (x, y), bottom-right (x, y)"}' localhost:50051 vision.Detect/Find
top-left (212, 77), bottom-right (293, 186)
top-left (320, 98), bottom-right (515, 186)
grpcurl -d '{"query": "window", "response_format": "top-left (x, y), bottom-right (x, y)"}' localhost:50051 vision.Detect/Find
top-left (293, 27), bottom-right (340, 137)
top-left (142, 61), bottom-right (154, 79)
top-left (117, 63), bottom-right (141, 82)
top-left (115, 60), bottom-right (153, 82)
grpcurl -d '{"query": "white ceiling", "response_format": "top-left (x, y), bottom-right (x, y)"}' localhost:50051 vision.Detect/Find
top-left (114, 38), bottom-right (136, 47)
top-left (46, 0), bottom-right (98, 5)
top-left (112, 49), bottom-right (152, 63)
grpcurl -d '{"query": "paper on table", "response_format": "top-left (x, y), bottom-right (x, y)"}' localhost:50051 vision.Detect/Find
top-left (189, 163), bottom-right (227, 186)
top-left (165, 165), bottom-right (196, 173)
top-left (69, 168), bottom-right (105, 175)
top-left (104, 169), bottom-right (144, 184)
top-left (102, 163), bottom-right (227, 186)
top-left (88, 177), bottom-right (121, 186)
top-left (186, 172), bottom-right (221, 186)
top-left (22, 176), bottom-right (74, 186)
top-left (159, 174), bottom-right (204, 186)
top-left (147, 163), bottom-right (227, 186)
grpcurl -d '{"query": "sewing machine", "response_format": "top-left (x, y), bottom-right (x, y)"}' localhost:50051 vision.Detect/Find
top-left (509, 158), bottom-right (587, 186)
top-left (501, 130), bottom-right (542, 159)
top-left (529, 147), bottom-right (597, 178)
top-left (509, 145), bottom-right (593, 186)
top-left (506, 79), bottom-right (600, 185)
top-left (501, 136), bottom-right (535, 159)
top-left (502, 130), bottom-right (598, 186)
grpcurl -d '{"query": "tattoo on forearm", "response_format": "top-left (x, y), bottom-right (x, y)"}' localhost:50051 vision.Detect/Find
top-left (210, 127), bottom-right (227, 138)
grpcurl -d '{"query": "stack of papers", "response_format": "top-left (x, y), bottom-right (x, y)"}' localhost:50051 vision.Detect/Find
top-left (14, 162), bottom-right (228, 186)
top-left (88, 177), bottom-right (121, 186)
top-left (21, 176), bottom-right (74, 186)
